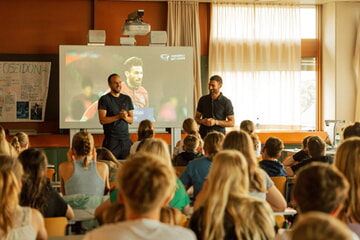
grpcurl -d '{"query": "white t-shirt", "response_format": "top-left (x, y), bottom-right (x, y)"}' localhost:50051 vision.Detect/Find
top-left (83, 218), bottom-right (196, 240)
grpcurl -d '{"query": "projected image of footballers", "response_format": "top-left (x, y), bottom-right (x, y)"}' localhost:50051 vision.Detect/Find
top-left (121, 56), bottom-right (149, 108)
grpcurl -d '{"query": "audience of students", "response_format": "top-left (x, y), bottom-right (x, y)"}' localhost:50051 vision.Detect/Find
top-left (240, 119), bottom-right (261, 158)
top-left (180, 131), bottom-right (225, 199)
top-left (0, 154), bottom-right (47, 240)
top-left (129, 119), bottom-right (155, 154)
top-left (173, 118), bottom-right (203, 158)
top-left (282, 135), bottom-right (312, 167)
top-left (84, 152), bottom-right (196, 240)
top-left (173, 134), bottom-right (203, 166)
top-left (96, 147), bottom-right (121, 184)
top-left (334, 137), bottom-right (360, 237)
top-left (290, 211), bottom-right (353, 240)
top-left (275, 162), bottom-right (356, 240)
top-left (189, 150), bottom-right (276, 240)
top-left (4, 122), bottom-right (360, 240)
top-left (286, 136), bottom-right (333, 177)
top-left (10, 131), bottom-right (30, 154)
top-left (219, 130), bottom-right (287, 212)
top-left (59, 131), bottom-right (110, 195)
top-left (19, 148), bottom-right (74, 219)
top-left (259, 137), bottom-right (287, 177)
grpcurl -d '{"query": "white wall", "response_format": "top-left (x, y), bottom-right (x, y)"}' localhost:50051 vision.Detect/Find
top-left (323, 2), bottom-right (360, 123)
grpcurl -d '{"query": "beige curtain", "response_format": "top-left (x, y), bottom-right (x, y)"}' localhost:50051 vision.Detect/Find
top-left (354, 17), bottom-right (360, 121)
top-left (167, 1), bottom-right (202, 114)
top-left (209, 3), bottom-right (302, 129)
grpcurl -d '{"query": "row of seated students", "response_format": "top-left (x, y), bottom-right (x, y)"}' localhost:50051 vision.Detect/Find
top-left (2, 121), bottom-right (360, 239)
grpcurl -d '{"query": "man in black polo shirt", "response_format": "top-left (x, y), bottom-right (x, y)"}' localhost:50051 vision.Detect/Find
top-left (195, 75), bottom-right (234, 139)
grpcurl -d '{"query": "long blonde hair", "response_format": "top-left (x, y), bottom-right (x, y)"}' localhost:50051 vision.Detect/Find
top-left (10, 132), bottom-right (29, 153)
top-left (223, 130), bottom-right (265, 192)
top-left (0, 154), bottom-right (23, 237)
top-left (0, 126), bottom-right (18, 157)
top-left (137, 138), bottom-right (171, 166)
top-left (71, 131), bottom-right (94, 169)
top-left (334, 137), bottom-right (360, 222)
top-left (199, 150), bottom-right (274, 240)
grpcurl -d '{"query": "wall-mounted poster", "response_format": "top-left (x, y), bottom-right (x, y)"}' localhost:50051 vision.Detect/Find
top-left (0, 62), bottom-right (51, 122)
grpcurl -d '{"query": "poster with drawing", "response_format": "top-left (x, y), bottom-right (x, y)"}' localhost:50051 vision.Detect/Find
top-left (0, 62), bottom-right (51, 122)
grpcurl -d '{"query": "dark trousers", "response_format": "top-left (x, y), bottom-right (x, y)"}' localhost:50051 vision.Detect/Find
top-left (103, 137), bottom-right (132, 160)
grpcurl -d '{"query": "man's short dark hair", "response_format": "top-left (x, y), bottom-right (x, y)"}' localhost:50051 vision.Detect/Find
top-left (209, 75), bottom-right (223, 84)
top-left (264, 137), bottom-right (284, 158)
top-left (108, 73), bottom-right (120, 84)
top-left (343, 122), bottom-right (360, 139)
top-left (293, 162), bottom-right (349, 214)
top-left (124, 56), bottom-right (143, 71)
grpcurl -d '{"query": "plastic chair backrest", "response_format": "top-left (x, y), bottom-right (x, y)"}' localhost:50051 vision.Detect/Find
top-left (173, 166), bottom-right (186, 177)
top-left (271, 176), bottom-right (287, 197)
top-left (44, 217), bottom-right (68, 236)
top-left (46, 169), bottom-right (55, 182)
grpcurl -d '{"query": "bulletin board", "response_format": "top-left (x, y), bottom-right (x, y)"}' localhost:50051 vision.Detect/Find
top-left (0, 61), bottom-right (51, 122)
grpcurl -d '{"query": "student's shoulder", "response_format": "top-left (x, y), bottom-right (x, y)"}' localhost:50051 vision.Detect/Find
top-left (160, 223), bottom-right (197, 239)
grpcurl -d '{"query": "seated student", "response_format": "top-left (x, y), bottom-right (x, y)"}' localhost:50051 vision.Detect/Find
top-left (240, 119), bottom-right (261, 158)
top-left (286, 136), bottom-right (332, 177)
top-left (83, 152), bottom-right (196, 240)
top-left (282, 135), bottom-right (312, 167)
top-left (343, 122), bottom-right (360, 139)
top-left (290, 212), bottom-right (353, 240)
top-left (19, 148), bottom-right (74, 219)
top-left (96, 147), bottom-right (121, 184)
top-left (189, 150), bottom-right (275, 240)
top-left (274, 162), bottom-right (357, 240)
top-left (130, 119), bottom-right (155, 154)
top-left (212, 130), bottom-right (287, 212)
top-left (173, 134), bottom-right (203, 166)
top-left (179, 131), bottom-right (225, 199)
top-left (334, 137), bottom-right (360, 237)
top-left (0, 126), bottom-right (18, 157)
top-left (259, 137), bottom-right (287, 177)
top-left (173, 118), bottom-right (203, 158)
top-left (95, 138), bottom-right (191, 220)
top-left (10, 131), bottom-right (30, 154)
top-left (101, 202), bottom-right (186, 226)
top-left (59, 131), bottom-right (110, 195)
top-left (0, 154), bottom-right (47, 240)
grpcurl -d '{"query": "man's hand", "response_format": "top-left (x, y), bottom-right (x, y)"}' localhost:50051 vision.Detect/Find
top-left (203, 118), bottom-right (216, 126)
top-left (120, 109), bottom-right (128, 120)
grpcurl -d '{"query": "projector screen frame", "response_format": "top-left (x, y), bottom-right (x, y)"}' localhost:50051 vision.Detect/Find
top-left (59, 45), bottom-right (194, 130)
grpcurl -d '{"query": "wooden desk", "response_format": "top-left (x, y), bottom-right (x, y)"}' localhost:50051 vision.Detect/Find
top-left (72, 209), bottom-right (95, 222)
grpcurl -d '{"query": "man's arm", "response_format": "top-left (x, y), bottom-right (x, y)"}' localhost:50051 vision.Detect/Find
top-left (217, 115), bottom-right (235, 127)
top-left (194, 111), bottom-right (204, 125)
top-left (121, 109), bottom-right (134, 124)
top-left (98, 109), bottom-right (122, 125)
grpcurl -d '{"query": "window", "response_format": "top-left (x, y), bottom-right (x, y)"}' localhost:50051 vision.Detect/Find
top-left (209, 5), bottom-right (319, 130)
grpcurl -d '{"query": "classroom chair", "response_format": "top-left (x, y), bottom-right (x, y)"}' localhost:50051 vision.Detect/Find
top-left (173, 166), bottom-right (186, 177)
top-left (270, 176), bottom-right (287, 197)
top-left (46, 168), bottom-right (55, 182)
top-left (44, 217), bottom-right (68, 236)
